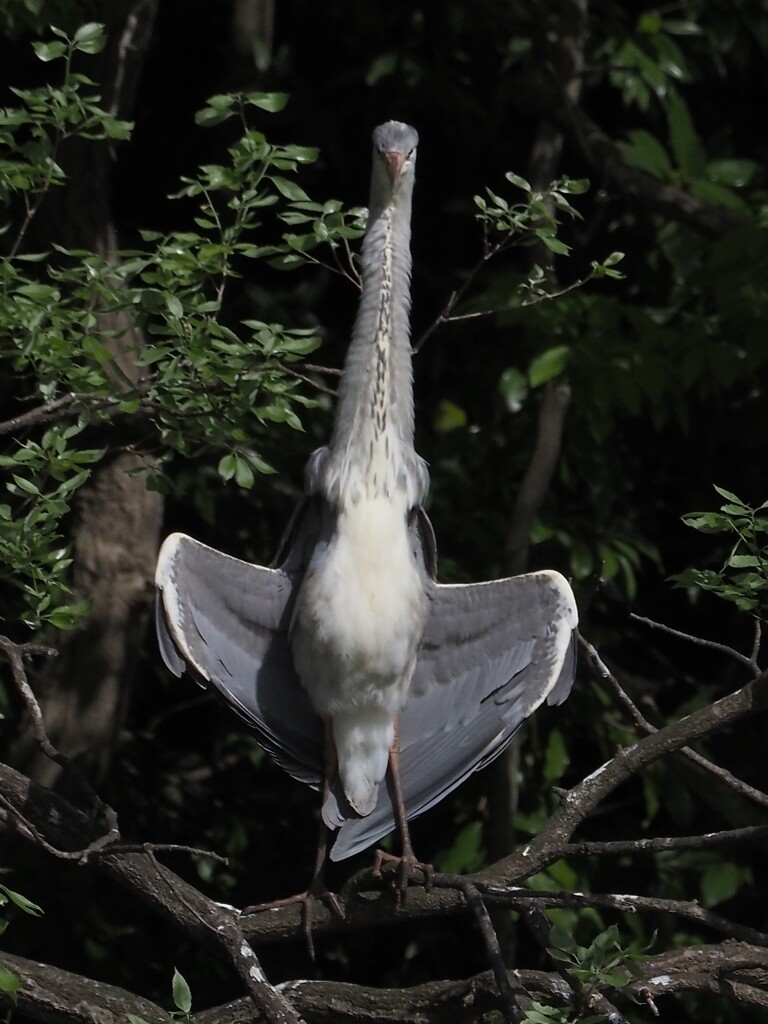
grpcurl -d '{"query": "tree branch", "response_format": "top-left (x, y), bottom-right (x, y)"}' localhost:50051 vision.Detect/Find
top-left (481, 665), bottom-right (768, 885)
top-left (0, 763), bottom-right (305, 1024)
top-left (5, 941), bottom-right (766, 1024)
top-left (579, 634), bottom-right (768, 812)
top-left (561, 101), bottom-right (744, 240)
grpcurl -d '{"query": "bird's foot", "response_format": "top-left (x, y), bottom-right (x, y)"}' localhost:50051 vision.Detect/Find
top-left (242, 880), bottom-right (344, 961)
top-left (372, 849), bottom-right (434, 905)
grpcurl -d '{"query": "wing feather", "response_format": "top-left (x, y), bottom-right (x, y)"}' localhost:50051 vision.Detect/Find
top-left (330, 570), bottom-right (577, 859)
top-left (155, 524), bottom-right (324, 788)
top-left (155, 507), bottom-right (577, 861)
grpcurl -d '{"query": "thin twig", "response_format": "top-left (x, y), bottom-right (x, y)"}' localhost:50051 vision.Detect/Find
top-left (0, 636), bottom-right (120, 830)
top-left (101, 842), bottom-right (230, 865)
top-left (478, 887), bottom-right (768, 946)
top-left (579, 634), bottom-right (768, 812)
top-left (299, 363), bottom-right (342, 377)
top-left (749, 618), bottom-right (763, 669)
top-left (282, 365), bottom-right (338, 397)
top-left (0, 792), bottom-right (118, 862)
top-left (445, 877), bottom-right (523, 1023)
top-left (0, 394), bottom-right (119, 435)
top-left (629, 613), bottom-right (758, 672)
top-left (548, 824), bottom-right (768, 860)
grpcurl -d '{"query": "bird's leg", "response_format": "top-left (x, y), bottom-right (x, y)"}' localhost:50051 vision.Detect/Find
top-left (373, 715), bottom-right (434, 903)
top-left (242, 717), bottom-right (343, 960)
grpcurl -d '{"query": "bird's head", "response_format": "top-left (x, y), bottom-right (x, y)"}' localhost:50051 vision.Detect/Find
top-left (371, 121), bottom-right (418, 197)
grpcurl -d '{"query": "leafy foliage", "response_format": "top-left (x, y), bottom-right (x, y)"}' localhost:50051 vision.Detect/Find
top-left (673, 486), bottom-right (768, 612)
top-left (1, 4), bottom-right (768, 1022)
top-left (0, 27), bottom-right (365, 632)
top-left (0, 877), bottom-right (43, 1001)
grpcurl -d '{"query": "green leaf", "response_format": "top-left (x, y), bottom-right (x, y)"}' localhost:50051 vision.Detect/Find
top-left (11, 475), bottom-right (40, 496)
top-left (195, 96), bottom-right (236, 126)
top-left (666, 90), bottom-right (704, 176)
top-left (46, 602), bottom-right (90, 630)
top-left (690, 179), bottom-right (747, 212)
top-left (548, 924), bottom-right (576, 954)
top-left (73, 23), bottom-right (107, 54)
top-left (0, 964), bottom-right (20, 1000)
top-left (271, 177), bottom-right (310, 202)
top-left (172, 967), bottom-right (192, 1014)
top-left (166, 294), bottom-right (184, 319)
top-left (713, 485), bottom-right (746, 507)
top-left (558, 177), bottom-right (589, 195)
top-left (0, 886), bottom-right (43, 917)
top-left (528, 345), bottom-right (570, 387)
top-left (234, 456), bottom-right (255, 490)
top-left (436, 821), bottom-right (484, 874)
top-left (619, 130), bottom-right (673, 179)
top-left (543, 729), bottom-right (569, 783)
top-left (32, 41), bottom-right (67, 62)
top-left (706, 158), bottom-right (759, 187)
top-left (218, 453), bottom-right (237, 482)
top-left (535, 229), bottom-right (570, 255)
top-left (245, 92), bottom-right (288, 113)
top-left (505, 171), bottom-right (531, 191)
top-left (701, 861), bottom-right (747, 907)
top-left (498, 366), bottom-right (528, 413)
top-left (433, 399), bottom-right (467, 433)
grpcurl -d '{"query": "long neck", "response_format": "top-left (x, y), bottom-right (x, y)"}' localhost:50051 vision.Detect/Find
top-left (332, 196), bottom-right (414, 453)
top-left (323, 186), bottom-right (426, 508)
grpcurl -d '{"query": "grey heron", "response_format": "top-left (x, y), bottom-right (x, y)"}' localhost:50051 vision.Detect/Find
top-left (155, 121), bottom-right (577, 906)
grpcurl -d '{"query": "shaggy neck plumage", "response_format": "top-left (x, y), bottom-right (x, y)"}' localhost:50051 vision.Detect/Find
top-left (323, 173), bottom-right (425, 508)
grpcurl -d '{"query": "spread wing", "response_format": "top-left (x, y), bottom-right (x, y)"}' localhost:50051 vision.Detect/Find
top-left (154, 503), bottom-right (326, 788)
top-left (328, 570), bottom-right (577, 860)
top-left (155, 505), bottom-right (577, 862)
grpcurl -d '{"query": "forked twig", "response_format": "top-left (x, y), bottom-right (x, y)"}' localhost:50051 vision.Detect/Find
top-left (629, 613), bottom-right (759, 673)
top-left (579, 635), bottom-right (768, 811)
top-left (0, 635), bottom-right (120, 847)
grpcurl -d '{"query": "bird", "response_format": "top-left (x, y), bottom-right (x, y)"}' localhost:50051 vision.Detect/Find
top-left (155, 121), bottom-right (578, 904)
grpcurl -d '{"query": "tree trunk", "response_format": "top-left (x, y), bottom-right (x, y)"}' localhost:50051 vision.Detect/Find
top-left (9, 1), bottom-right (162, 789)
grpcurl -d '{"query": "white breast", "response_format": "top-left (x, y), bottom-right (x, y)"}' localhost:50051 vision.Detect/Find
top-left (291, 495), bottom-right (426, 717)
top-left (290, 494), bottom-right (428, 816)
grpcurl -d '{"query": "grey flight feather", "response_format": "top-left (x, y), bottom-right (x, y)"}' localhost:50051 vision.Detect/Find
top-left (155, 502), bottom-right (327, 789)
top-left (327, 570), bottom-right (577, 859)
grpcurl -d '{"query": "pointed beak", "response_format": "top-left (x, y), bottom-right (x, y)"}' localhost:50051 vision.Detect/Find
top-left (383, 150), bottom-right (406, 184)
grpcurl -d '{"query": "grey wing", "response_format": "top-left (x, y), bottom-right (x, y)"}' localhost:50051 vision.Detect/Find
top-left (330, 570), bottom-right (577, 860)
top-left (155, 523), bottom-right (324, 788)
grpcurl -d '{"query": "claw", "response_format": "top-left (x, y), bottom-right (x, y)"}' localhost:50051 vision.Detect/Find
top-left (373, 849), bottom-right (434, 904)
top-left (242, 881), bottom-right (344, 961)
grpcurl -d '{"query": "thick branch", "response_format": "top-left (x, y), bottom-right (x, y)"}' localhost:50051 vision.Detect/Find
top-left (0, 950), bottom-right (170, 1024)
top-left (0, 763), bottom-right (305, 1024)
top-left (6, 941), bottom-right (767, 1024)
top-left (482, 667), bottom-right (768, 884)
top-left (561, 102), bottom-right (744, 239)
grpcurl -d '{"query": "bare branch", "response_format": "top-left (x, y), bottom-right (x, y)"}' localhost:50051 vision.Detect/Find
top-left (477, 887), bottom-right (768, 946)
top-left (0, 762), bottom-right (305, 1024)
top-left (0, 635), bottom-right (121, 841)
top-left (630, 612), bottom-right (759, 673)
top-left (580, 634), bottom-right (768, 812)
top-left (483, 664), bottom-right (768, 885)
top-left (548, 824), bottom-right (768, 860)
